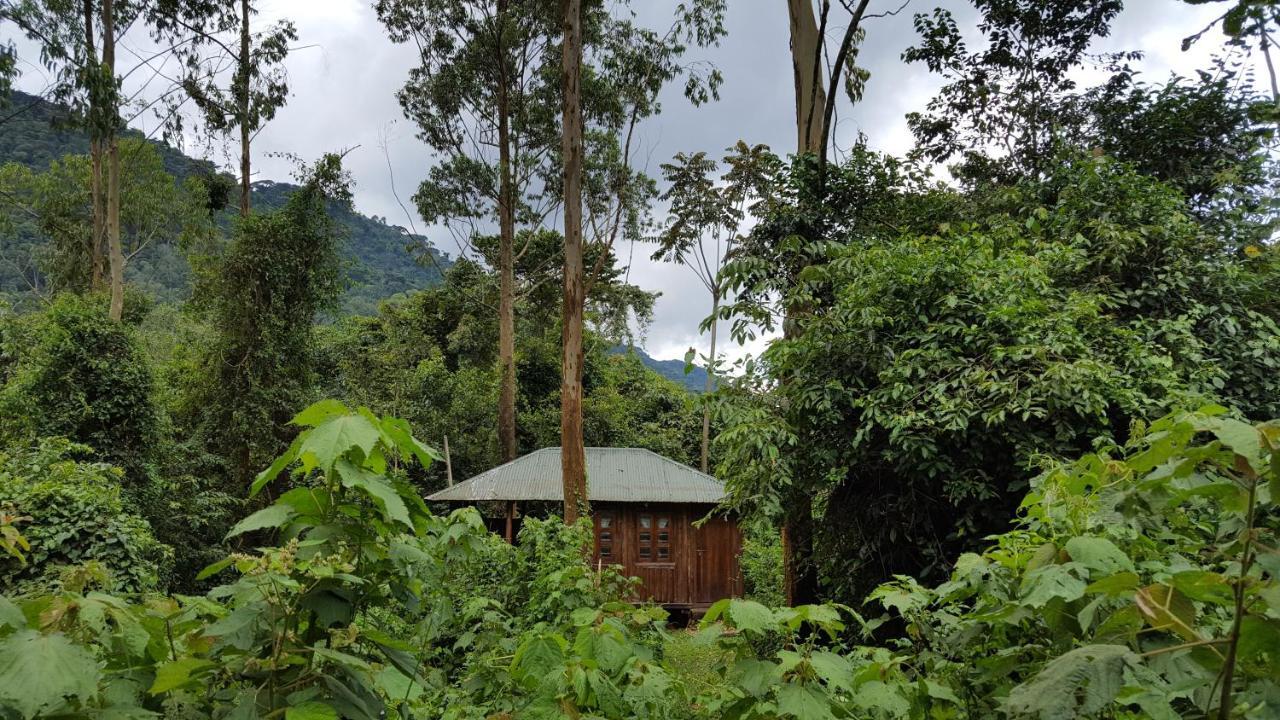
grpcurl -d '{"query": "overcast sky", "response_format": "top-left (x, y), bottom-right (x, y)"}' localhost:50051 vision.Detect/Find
top-left (5, 0), bottom-right (1241, 361)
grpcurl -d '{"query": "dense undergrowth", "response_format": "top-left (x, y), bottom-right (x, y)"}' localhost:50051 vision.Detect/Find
top-left (1, 401), bottom-right (1277, 719)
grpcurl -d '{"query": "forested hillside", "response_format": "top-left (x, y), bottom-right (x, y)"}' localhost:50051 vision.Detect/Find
top-left (2, 1), bottom-right (1280, 719)
top-left (0, 90), bottom-right (449, 313)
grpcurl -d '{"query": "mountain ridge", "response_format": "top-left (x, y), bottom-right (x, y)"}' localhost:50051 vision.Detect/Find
top-left (0, 90), bottom-right (449, 314)
top-left (1, 91), bottom-right (697, 386)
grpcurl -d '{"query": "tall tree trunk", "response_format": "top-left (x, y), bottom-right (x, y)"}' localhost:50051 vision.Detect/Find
top-left (84, 0), bottom-right (104, 291)
top-left (782, 486), bottom-right (819, 606)
top-left (90, 138), bottom-right (105, 289)
top-left (102, 0), bottom-right (123, 321)
top-left (559, 0), bottom-right (588, 525)
top-left (496, 0), bottom-right (518, 464)
top-left (787, 0), bottom-right (826, 154)
top-left (700, 289), bottom-right (719, 473)
top-left (238, 0), bottom-right (251, 216)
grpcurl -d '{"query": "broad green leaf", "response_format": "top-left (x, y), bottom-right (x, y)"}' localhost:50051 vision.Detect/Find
top-left (726, 599), bottom-right (776, 634)
top-left (1238, 616), bottom-right (1280, 679)
top-left (1004, 645), bottom-right (1138, 720)
top-left (1025, 542), bottom-right (1059, 573)
top-left (277, 487), bottom-right (331, 519)
top-left (1169, 571), bottom-right (1234, 606)
top-left (334, 459), bottom-right (412, 529)
top-left (851, 680), bottom-right (911, 716)
top-left (379, 416), bottom-right (441, 470)
top-left (313, 648), bottom-right (372, 671)
top-left (225, 503), bottom-right (297, 539)
top-left (776, 683), bottom-right (835, 720)
top-left (291, 400), bottom-right (351, 428)
top-left (0, 630), bottom-right (100, 719)
top-left (195, 557), bottom-right (235, 582)
top-left (251, 435), bottom-right (303, 497)
top-left (511, 633), bottom-right (567, 689)
top-left (1085, 572), bottom-right (1140, 597)
top-left (1065, 537), bottom-right (1134, 576)
top-left (374, 667), bottom-right (424, 702)
top-left (702, 598), bottom-right (730, 624)
top-left (732, 658), bottom-right (784, 697)
top-left (149, 657), bottom-right (217, 694)
top-left (1206, 417), bottom-right (1263, 469)
top-left (808, 650), bottom-right (854, 692)
top-left (925, 679), bottom-right (961, 704)
top-left (1135, 584), bottom-right (1201, 641)
top-left (0, 597), bottom-right (25, 630)
top-left (203, 605), bottom-right (262, 651)
top-left (299, 414), bottom-right (381, 473)
top-left (1021, 565), bottom-right (1087, 607)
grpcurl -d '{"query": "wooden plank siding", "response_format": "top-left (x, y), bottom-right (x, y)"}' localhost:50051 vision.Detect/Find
top-left (592, 502), bottom-right (742, 609)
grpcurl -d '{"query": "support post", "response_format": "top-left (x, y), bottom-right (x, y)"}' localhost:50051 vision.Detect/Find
top-left (443, 434), bottom-right (454, 486)
top-left (504, 501), bottom-right (515, 543)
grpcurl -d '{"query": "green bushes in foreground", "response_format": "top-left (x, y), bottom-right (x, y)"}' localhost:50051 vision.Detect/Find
top-left (0, 438), bottom-right (170, 594)
top-left (0, 402), bottom-right (1277, 718)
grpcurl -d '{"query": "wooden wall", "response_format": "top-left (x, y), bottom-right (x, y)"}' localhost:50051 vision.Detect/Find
top-left (591, 502), bottom-right (742, 609)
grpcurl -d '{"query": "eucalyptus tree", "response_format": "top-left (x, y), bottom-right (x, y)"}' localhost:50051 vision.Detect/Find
top-left (777, 0), bottom-right (885, 607)
top-left (377, 0), bottom-right (726, 477)
top-left (1, 0), bottom-right (127, 316)
top-left (784, 0), bottom-right (878, 178)
top-left (653, 143), bottom-right (777, 473)
top-left (18, 138), bottom-right (209, 294)
top-left (376, 0), bottom-right (563, 465)
top-left (152, 0), bottom-right (297, 216)
top-left (559, 0), bottom-right (727, 521)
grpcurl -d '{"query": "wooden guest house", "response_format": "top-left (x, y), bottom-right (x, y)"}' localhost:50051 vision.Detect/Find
top-left (427, 447), bottom-right (743, 612)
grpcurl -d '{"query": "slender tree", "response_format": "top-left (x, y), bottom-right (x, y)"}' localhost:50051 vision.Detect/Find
top-left (787, 0), bottom-right (827, 155)
top-left (779, 0), bottom-right (880, 606)
top-left (1, 0), bottom-right (124, 305)
top-left (560, 0), bottom-right (587, 524)
top-left (157, 0), bottom-right (297, 217)
top-left (652, 143), bottom-right (776, 473)
top-left (559, 0), bottom-right (727, 520)
top-left (101, 0), bottom-right (125, 321)
top-left (379, 0), bottom-right (724, 470)
top-left (376, 0), bottom-right (562, 464)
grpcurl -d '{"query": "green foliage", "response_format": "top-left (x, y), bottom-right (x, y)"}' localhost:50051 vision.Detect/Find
top-left (187, 156), bottom-right (348, 492)
top-left (0, 293), bottom-right (161, 487)
top-left (739, 523), bottom-right (784, 607)
top-left (718, 148), bottom-right (1280, 604)
top-left (903, 0), bottom-right (1127, 183)
top-left (2, 401), bottom-right (1277, 719)
top-left (860, 409), bottom-right (1280, 718)
top-left (0, 437), bottom-right (170, 593)
top-left (318, 261), bottom-right (701, 485)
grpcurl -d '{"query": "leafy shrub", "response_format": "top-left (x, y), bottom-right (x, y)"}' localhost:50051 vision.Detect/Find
top-left (0, 438), bottom-right (170, 593)
top-left (864, 407), bottom-right (1280, 718)
top-left (739, 522), bottom-right (784, 607)
top-left (0, 294), bottom-right (161, 491)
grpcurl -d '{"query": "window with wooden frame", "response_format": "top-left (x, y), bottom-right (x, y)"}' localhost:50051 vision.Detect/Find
top-left (594, 511), bottom-right (616, 563)
top-left (637, 512), bottom-right (672, 564)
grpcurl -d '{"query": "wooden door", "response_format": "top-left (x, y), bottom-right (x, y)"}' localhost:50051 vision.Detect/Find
top-left (693, 515), bottom-right (742, 605)
top-left (627, 507), bottom-right (681, 604)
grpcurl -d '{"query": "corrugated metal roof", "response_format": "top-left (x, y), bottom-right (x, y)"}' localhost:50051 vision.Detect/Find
top-left (427, 447), bottom-right (726, 504)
